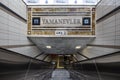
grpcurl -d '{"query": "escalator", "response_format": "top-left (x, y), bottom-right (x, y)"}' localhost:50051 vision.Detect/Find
top-left (50, 69), bottom-right (72, 80)
top-left (0, 47), bottom-right (120, 80)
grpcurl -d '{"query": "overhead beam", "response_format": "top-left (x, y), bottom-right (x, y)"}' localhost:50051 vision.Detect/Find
top-left (34, 52), bottom-right (44, 59)
top-left (0, 47), bottom-right (50, 63)
top-left (42, 54), bottom-right (49, 61)
top-left (87, 44), bottom-right (120, 49)
top-left (77, 52), bottom-right (89, 59)
top-left (71, 54), bottom-right (78, 62)
top-left (96, 6), bottom-right (120, 23)
top-left (74, 51), bottom-right (120, 63)
top-left (0, 44), bottom-right (35, 48)
top-left (0, 2), bottom-right (27, 22)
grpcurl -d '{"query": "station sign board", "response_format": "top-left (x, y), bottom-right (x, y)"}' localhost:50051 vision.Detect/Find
top-left (32, 16), bottom-right (91, 28)
top-left (27, 6), bottom-right (95, 35)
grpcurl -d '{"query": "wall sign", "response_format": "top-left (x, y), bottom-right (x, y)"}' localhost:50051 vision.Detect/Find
top-left (32, 16), bottom-right (84, 27)
top-left (28, 6), bottom-right (95, 35)
top-left (32, 17), bottom-right (40, 25)
top-left (55, 30), bottom-right (67, 35)
top-left (82, 17), bottom-right (91, 25)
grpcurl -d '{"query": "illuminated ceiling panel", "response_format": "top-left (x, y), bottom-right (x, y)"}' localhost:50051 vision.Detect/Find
top-left (23, 0), bottom-right (101, 5)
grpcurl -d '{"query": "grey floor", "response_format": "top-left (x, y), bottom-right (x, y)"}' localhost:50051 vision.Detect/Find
top-left (50, 69), bottom-right (72, 80)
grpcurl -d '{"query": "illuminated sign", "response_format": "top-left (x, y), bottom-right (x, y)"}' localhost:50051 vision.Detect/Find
top-left (54, 0), bottom-right (68, 3)
top-left (83, 0), bottom-right (95, 3)
top-left (27, 0), bottom-right (39, 3)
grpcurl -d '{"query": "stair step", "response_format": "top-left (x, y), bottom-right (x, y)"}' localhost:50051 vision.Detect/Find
top-left (50, 77), bottom-right (72, 80)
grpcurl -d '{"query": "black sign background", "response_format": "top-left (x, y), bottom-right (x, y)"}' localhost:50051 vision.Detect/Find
top-left (82, 17), bottom-right (91, 25)
top-left (32, 17), bottom-right (40, 25)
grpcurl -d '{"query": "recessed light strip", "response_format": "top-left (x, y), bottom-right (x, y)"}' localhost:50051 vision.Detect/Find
top-left (46, 46), bottom-right (51, 48)
top-left (75, 46), bottom-right (81, 49)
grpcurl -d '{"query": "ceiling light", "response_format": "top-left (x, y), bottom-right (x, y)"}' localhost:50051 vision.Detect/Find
top-left (46, 46), bottom-right (51, 49)
top-left (75, 46), bottom-right (81, 49)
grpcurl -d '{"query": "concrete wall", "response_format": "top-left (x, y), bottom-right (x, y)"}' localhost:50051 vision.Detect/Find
top-left (76, 0), bottom-right (120, 60)
top-left (0, 0), bottom-right (50, 61)
top-left (1, 0), bottom-right (27, 19)
top-left (95, 0), bottom-right (120, 46)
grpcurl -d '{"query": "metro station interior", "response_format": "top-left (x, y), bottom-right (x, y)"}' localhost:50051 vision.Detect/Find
top-left (0, 0), bottom-right (120, 80)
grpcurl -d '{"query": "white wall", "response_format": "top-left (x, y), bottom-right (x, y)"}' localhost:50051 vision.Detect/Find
top-left (1, 0), bottom-right (27, 19)
top-left (95, 0), bottom-right (120, 46)
top-left (0, 10), bottom-right (31, 45)
top-left (78, 0), bottom-right (120, 60)
top-left (0, 0), bottom-right (49, 60)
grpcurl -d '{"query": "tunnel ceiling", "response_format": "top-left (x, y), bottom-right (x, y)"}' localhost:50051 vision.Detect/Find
top-left (28, 37), bottom-right (95, 54)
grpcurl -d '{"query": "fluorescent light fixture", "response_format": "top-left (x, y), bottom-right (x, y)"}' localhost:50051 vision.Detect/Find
top-left (24, 0), bottom-right (100, 5)
top-left (46, 46), bottom-right (51, 49)
top-left (75, 46), bottom-right (81, 49)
